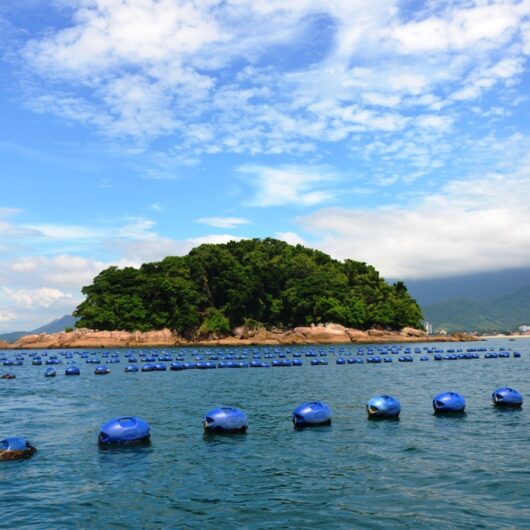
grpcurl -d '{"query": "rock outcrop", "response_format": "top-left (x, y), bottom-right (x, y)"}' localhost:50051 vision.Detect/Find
top-left (11, 328), bottom-right (184, 349)
top-left (0, 323), bottom-right (476, 349)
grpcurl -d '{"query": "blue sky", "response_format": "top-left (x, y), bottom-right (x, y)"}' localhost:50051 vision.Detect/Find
top-left (1, 0), bottom-right (530, 331)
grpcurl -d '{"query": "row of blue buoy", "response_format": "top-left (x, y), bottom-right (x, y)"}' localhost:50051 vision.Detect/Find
top-left (0, 351), bottom-right (522, 380)
top-left (2, 388), bottom-right (523, 460)
top-left (0, 348), bottom-right (524, 381)
top-left (0, 344), bottom-right (520, 365)
top-left (3, 350), bottom-right (521, 365)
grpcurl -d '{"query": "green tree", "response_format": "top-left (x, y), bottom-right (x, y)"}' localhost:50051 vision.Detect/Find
top-left (74, 238), bottom-right (423, 334)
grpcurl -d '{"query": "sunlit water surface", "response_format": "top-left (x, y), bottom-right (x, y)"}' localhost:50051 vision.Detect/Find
top-left (2, 339), bottom-right (530, 529)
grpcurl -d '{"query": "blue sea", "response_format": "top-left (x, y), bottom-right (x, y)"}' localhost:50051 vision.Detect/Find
top-left (2, 339), bottom-right (530, 529)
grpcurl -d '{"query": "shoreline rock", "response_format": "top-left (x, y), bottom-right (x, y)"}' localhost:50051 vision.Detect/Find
top-left (0, 323), bottom-right (478, 350)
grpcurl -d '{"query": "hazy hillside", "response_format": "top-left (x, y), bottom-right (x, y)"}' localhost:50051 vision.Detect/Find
top-left (0, 315), bottom-right (78, 343)
top-left (423, 286), bottom-right (530, 333)
top-left (398, 267), bottom-right (530, 306)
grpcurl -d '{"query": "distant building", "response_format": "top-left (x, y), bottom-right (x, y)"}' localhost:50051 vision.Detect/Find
top-left (518, 325), bottom-right (530, 333)
top-left (423, 321), bottom-right (433, 335)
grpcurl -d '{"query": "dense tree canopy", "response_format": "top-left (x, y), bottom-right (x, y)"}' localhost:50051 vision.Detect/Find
top-left (74, 238), bottom-right (423, 335)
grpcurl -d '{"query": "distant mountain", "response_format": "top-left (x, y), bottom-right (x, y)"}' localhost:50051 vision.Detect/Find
top-left (395, 267), bottom-right (530, 306)
top-left (422, 286), bottom-right (530, 333)
top-left (0, 315), bottom-right (78, 343)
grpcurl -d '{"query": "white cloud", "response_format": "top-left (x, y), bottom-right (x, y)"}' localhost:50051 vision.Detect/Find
top-left (114, 217), bottom-right (158, 239)
top-left (6, 255), bottom-right (128, 289)
top-left (25, 224), bottom-right (98, 239)
top-left (0, 207), bottom-right (23, 218)
top-left (523, 21), bottom-right (530, 54)
top-left (0, 309), bottom-right (16, 324)
top-left (189, 234), bottom-right (243, 246)
top-left (300, 140), bottom-right (530, 279)
top-left (451, 56), bottom-right (525, 101)
top-left (10, 260), bottom-right (38, 273)
top-left (195, 216), bottom-right (250, 229)
top-left (275, 231), bottom-right (305, 246)
top-left (18, 0), bottom-right (530, 166)
top-left (0, 210), bottom-right (41, 239)
top-left (239, 164), bottom-right (339, 207)
top-left (391, 4), bottom-right (520, 54)
top-left (2, 287), bottom-right (76, 309)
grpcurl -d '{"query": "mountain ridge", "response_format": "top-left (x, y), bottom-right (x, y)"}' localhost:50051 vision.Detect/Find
top-left (422, 285), bottom-right (530, 333)
top-left (0, 315), bottom-right (78, 343)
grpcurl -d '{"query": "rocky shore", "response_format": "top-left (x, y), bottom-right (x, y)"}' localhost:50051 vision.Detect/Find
top-left (0, 323), bottom-right (477, 350)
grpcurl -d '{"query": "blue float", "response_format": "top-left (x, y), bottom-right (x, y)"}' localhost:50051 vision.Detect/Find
top-left (366, 395), bottom-right (401, 418)
top-left (492, 387), bottom-right (523, 408)
top-left (141, 363), bottom-right (156, 372)
top-left (124, 365), bottom-right (139, 373)
top-left (433, 391), bottom-right (466, 413)
top-left (154, 362), bottom-right (167, 371)
top-left (0, 437), bottom-right (37, 460)
top-left (94, 365), bottom-right (110, 375)
top-left (203, 407), bottom-right (248, 434)
top-left (292, 401), bottom-right (332, 428)
top-left (98, 416), bottom-right (151, 445)
top-left (65, 366), bottom-right (80, 376)
top-left (44, 367), bottom-right (56, 377)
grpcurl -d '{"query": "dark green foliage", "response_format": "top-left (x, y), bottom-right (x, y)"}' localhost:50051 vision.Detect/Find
top-left (198, 307), bottom-right (231, 337)
top-left (74, 238), bottom-right (423, 333)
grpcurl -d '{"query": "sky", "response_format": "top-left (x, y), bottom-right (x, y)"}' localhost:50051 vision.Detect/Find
top-left (1, 0), bottom-right (530, 331)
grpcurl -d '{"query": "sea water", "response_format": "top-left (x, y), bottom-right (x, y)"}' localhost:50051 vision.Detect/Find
top-left (1, 339), bottom-right (530, 529)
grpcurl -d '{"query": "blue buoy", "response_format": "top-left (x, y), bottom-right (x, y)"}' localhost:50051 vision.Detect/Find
top-left (433, 391), bottom-right (465, 413)
top-left (98, 417), bottom-right (151, 445)
top-left (154, 362), bottom-right (166, 371)
top-left (44, 367), bottom-right (56, 378)
top-left (366, 395), bottom-right (401, 419)
top-left (0, 437), bottom-right (37, 460)
top-left (65, 366), bottom-right (80, 376)
top-left (94, 365), bottom-right (110, 375)
top-left (203, 407), bottom-right (248, 434)
top-left (141, 363), bottom-right (156, 372)
top-left (124, 365), bottom-right (139, 373)
top-left (492, 387), bottom-right (522, 408)
top-left (292, 401), bottom-right (332, 428)
top-left (170, 362), bottom-right (185, 371)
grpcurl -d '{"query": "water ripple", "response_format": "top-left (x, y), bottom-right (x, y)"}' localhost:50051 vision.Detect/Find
top-left (2, 339), bottom-right (530, 528)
